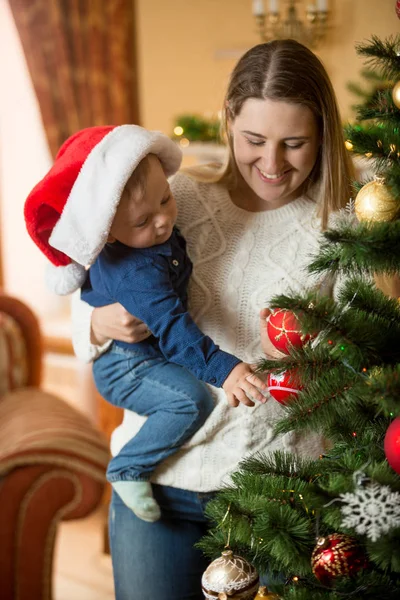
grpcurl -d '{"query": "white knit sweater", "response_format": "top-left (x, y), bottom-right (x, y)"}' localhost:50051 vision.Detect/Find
top-left (72, 172), bottom-right (328, 492)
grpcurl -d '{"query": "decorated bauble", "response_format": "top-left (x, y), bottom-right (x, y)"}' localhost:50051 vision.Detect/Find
top-left (311, 534), bottom-right (367, 586)
top-left (266, 309), bottom-right (310, 355)
top-left (384, 417), bottom-right (400, 474)
top-left (254, 586), bottom-right (281, 599)
top-left (392, 80), bottom-right (400, 109)
top-left (202, 549), bottom-right (259, 599)
top-left (354, 179), bottom-right (399, 222)
top-left (267, 370), bottom-right (302, 405)
top-left (396, 0), bottom-right (400, 19)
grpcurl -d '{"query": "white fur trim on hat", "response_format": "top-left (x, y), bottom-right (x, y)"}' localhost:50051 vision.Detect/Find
top-left (45, 261), bottom-right (87, 296)
top-left (49, 125), bottom-right (182, 268)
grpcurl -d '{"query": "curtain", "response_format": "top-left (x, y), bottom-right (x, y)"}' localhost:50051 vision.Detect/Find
top-left (8, 0), bottom-right (140, 158)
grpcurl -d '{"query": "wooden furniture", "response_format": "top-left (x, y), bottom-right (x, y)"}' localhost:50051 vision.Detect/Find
top-left (0, 293), bottom-right (109, 600)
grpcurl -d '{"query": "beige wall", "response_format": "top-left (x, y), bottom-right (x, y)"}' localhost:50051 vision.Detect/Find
top-left (135, 0), bottom-right (400, 134)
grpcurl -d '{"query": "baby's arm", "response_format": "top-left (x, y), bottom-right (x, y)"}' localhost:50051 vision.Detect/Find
top-left (222, 362), bottom-right (267, 407)
top-left (114, 265), bottom-right (267, 406)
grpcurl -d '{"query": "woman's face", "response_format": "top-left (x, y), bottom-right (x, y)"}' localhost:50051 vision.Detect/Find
top-left (229, 97), bottom-right (320, 211)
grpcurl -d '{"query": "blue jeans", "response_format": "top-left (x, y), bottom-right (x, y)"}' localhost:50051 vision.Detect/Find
top-left (109, 485), bottom-right (214, 600)
top-left (109, 485), bottom-right (282, 600)
top-left (93, 343), bottom-right (215, 482)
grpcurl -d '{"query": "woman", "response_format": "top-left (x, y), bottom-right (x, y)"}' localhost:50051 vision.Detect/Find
top-left (72, 39), bottom-right (354, 599)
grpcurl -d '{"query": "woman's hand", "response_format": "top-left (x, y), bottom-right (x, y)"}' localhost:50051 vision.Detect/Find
top-left (90, 303), bottom-right (151, 345)
top-left (259, 308), bottom-right (286, 359)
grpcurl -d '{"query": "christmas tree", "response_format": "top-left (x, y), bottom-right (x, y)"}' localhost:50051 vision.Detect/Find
top-left (199, 36), bottom-right (400, 600)
top-left (347, 67), bottom-right (391, 115)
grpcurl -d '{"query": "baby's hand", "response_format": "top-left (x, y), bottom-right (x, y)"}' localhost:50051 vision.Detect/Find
top-left (259, 308), bottom-right (286, 359)
top-left (222, 362), bottom-right (267, 408)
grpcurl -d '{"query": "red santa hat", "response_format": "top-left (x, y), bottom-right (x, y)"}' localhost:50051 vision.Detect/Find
top-left (24, 124), bottom-right (182, 295)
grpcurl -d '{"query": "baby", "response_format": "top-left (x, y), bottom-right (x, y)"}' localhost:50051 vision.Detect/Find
top-left (24, 125), bottom-right (266, 522)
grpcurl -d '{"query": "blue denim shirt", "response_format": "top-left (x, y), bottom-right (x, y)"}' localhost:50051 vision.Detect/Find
top-left (81, 228), bottom-right (240, 387)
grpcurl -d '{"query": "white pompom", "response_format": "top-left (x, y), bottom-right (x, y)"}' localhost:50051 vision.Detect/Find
top-left (45, 262), bottom-right (87, 295)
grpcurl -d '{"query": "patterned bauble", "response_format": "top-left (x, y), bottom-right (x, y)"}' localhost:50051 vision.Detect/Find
top-left (254, 586), bottom-right (281, 599)
top-left (392, 80), bottom-right (400, 109)
top-left (396, 0), bottom-right (400, 19)
top-left (202, 549), bottom-right (259, 600)
top-left (267, 370), bottom-right (302, 405)
top-left (266, 309), bottom-right (310, 355)
top-left (384, 416), bottom-right (400, 474)
top-left (354, 179), bottom-right (399, 222)
top-left (311, 534), bottom-right (367, 586)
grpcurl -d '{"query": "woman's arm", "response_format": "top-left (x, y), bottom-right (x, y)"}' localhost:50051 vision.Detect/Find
top-left (71, 290), bottom-right (150, 363)
top-left (90, 302), bottom-right (150, 345)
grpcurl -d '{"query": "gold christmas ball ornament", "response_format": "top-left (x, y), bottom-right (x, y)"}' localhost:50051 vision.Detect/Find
top-left (354, 179), bottom-right (399, 223)
top-left (255, 586), bottom-right (281, 599)
top-left (201, 549), bottom-right (260, 599)
top-left (392, 80), bottom-right (400, 109)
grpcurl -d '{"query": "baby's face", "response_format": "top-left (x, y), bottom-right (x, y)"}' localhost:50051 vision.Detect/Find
top-left (109, 155), bottom-right (177, 248)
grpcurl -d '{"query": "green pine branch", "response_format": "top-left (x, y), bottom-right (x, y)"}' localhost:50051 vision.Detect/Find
top-left (355, 35), bottom-right (400, 81)
top-left (367, 365), bottom-right (400, 416)
top-left (308, 221), bottom-right (400, 277)
top-left (281, 572), bottom-right (400, 600)
top-left (356, 89), bottom-right (400, 125)
top-left (344, 123), bottom-right (400, 165)
top-left (347, 81), bottom-right (373, 100)
top-left (272, 368), bottom-right (366, 437)
top-left (360, 68), bottom-right (389, 83)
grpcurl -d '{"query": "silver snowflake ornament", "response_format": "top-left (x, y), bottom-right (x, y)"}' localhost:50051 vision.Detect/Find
top-left (340, 481), bottom-right (400, 542)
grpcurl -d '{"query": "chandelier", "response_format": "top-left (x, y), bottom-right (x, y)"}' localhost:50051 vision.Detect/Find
top-left (252, 0), bottom-right (329, 49)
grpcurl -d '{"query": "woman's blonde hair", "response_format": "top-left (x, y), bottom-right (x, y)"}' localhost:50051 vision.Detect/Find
top-left (184, 39), bottom-right (354, 228)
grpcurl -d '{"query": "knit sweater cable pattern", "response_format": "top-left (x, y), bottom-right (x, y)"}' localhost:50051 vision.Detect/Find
top-left (72, 172), bottom-right (327, 493)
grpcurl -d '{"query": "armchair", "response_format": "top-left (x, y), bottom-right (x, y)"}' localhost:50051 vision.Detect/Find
top-left (0, 293), bottom-right (109, 600)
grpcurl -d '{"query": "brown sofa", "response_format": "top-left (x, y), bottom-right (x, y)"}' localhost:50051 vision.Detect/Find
top-left (0, 294), bottom-right (109, 600)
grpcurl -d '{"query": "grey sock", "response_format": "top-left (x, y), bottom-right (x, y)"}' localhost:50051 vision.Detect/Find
top-left (112, 480), bottom-right (161, 523)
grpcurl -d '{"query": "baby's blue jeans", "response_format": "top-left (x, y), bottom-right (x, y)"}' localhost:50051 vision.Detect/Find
top-left (93, 343), bottom-right (215, 483)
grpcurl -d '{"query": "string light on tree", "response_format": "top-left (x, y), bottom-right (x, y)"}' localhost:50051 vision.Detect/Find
top-left (173, 126), bottom-right (184, 136)
top-left (344, 139), bottom-right (354, 151)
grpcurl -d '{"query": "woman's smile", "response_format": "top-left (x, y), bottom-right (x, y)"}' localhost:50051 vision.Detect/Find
top-left (255, 165), bottom-right (292, 184)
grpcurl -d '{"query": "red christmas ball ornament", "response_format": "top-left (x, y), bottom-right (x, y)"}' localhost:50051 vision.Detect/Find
top-left (396, 0), bottom-right (400, 19)
top-left (266, 309), bottom-right (310, 355)
top-left (311, 534), bottom-right (367, 586)
top-left (267, 370), bottom-right (302, 405)
top-left (384, 417), bottom-right (400, 474)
